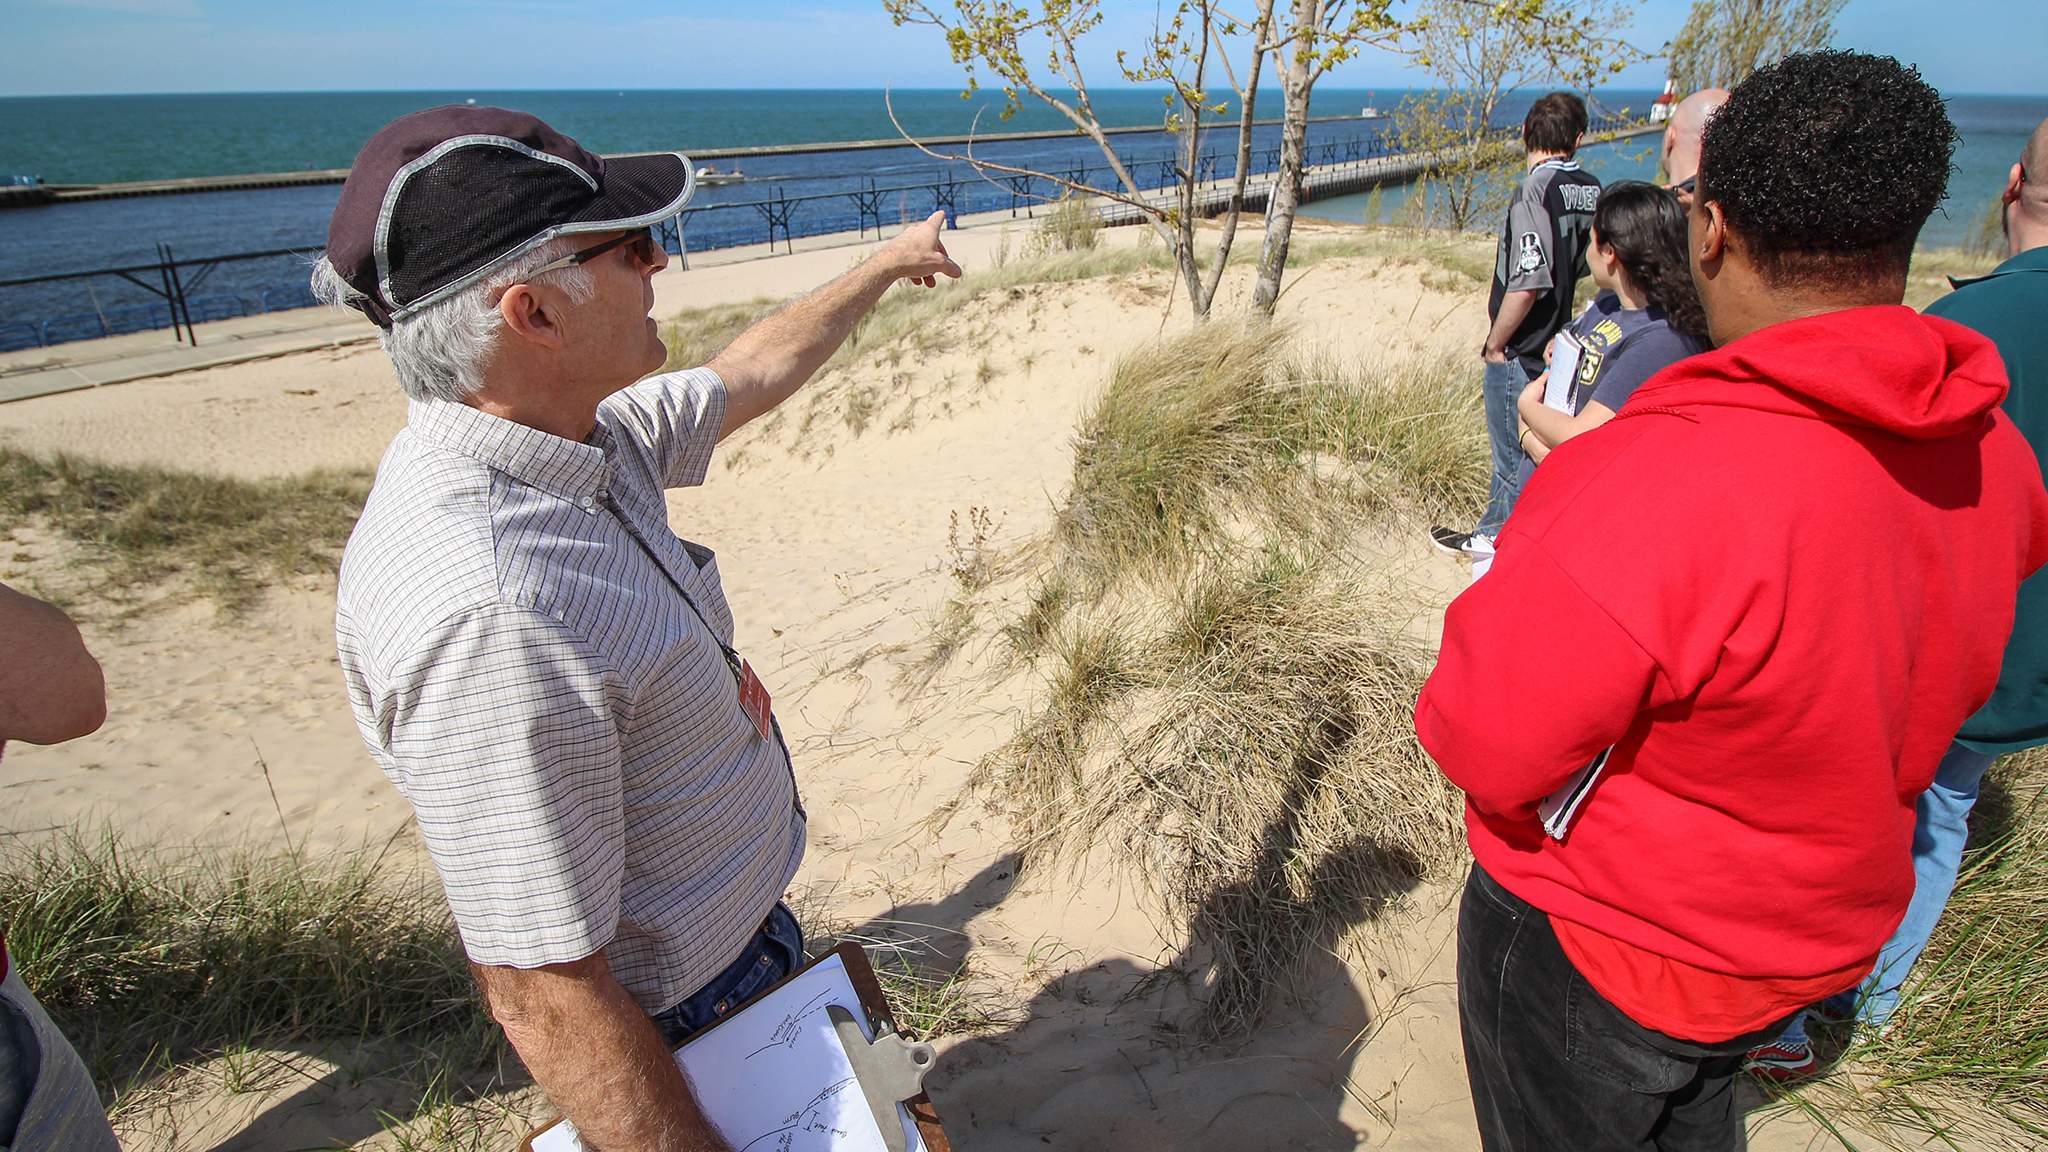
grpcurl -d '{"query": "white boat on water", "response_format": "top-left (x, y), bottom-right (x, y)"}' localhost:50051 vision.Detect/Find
top-left (694, 165), bottom-right (746, 187)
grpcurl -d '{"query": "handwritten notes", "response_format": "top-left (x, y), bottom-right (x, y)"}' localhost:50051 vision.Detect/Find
top-left (531, 952), bottom-right (928, 1152)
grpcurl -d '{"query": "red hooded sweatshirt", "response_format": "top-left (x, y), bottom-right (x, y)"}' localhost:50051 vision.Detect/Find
top-left (1417, 306), bottom-right (2048, 1041)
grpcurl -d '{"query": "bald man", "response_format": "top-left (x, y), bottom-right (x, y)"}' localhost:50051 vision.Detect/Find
top-left (1661, 87), bottom-right (1730, 196)
top-left (1752, 116), bottom-right (2048, 1080)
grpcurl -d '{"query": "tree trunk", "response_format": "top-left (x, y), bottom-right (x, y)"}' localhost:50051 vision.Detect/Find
top-left (1251, 4), bottom-right (1316, 318)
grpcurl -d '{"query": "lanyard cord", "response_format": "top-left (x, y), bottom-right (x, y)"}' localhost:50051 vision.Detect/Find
top-left (600, 495), bottom-right (799, 788)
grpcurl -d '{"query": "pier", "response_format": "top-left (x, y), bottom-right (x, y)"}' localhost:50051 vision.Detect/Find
top-left (9, 114), bottom-right (1383, 207)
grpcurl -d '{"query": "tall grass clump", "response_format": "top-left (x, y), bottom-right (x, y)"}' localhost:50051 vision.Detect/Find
top-left (1026, 194), bottom-right (1101, 256)
top-left (0, 831), bottom-right (497, 1100)
top-left (1055, 324), bottom-right (1483, 587)
top-left (1843, 749), bottom-right (2048, 1139)
top-left (965, 325), bottom-right (1479, 1038)
top-left (0, 448), bottom-right (368, 613)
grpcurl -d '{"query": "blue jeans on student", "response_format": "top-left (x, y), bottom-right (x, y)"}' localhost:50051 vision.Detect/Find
top-left (1778, 741), bottom-right (1997, 1049)
top-left (1475, 357), bottom-right (1533, 539)
top-left (648, 902), bottom-right (805, 1048)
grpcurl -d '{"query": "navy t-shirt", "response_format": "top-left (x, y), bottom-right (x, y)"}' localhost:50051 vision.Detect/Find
top-left (1516, 293), bottom-right (1703, 488)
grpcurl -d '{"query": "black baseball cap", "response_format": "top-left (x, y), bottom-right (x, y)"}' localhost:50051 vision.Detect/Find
top-left (326, 105), bottom-right (695, 327)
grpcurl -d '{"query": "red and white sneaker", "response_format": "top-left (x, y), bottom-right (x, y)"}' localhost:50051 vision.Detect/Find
top-left (1743, 1039), bottom-right (1817, 1082)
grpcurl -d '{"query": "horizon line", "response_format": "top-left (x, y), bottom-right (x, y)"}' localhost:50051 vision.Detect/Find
top-left (4, 84), bottom-right (2042, 101)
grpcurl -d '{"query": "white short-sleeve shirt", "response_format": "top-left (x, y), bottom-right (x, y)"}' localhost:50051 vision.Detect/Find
top-left (335, 368), bottom-right (805, 1013)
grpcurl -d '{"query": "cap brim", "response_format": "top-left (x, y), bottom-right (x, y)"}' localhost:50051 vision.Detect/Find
top-left (555, 151), bottom-right (696, 236)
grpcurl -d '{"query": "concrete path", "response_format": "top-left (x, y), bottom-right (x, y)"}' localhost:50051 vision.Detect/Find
top-left (0, 310), bottom-right (375, 404)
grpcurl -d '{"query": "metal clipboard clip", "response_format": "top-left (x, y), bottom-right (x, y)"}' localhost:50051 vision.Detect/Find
top-left (825, 1004), bottom-right (935, 1152)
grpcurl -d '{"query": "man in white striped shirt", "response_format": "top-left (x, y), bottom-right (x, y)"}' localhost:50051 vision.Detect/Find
top-left (313, 106), bottom-right (960, 1152)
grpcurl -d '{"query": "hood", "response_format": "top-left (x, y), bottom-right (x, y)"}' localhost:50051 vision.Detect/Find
top-left (1627, 305), bottom-right (2008, 440)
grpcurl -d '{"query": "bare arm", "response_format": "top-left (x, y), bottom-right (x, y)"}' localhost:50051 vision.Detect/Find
top-left (1484, 290), bottom-right (1540, 360)
top-left (0, 582), bottom-right (107, 745)
top-left (477, 953), bottom-right (730, 1152)
top-left (1516, 374), bottom-right (1619, 464)
top-left (708, 211), bottom-right (962, 442)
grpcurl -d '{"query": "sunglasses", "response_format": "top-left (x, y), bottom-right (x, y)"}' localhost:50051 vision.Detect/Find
top-left (532, 227), bottom-right (660, 277)
top-left (1672, 175), bottom-right (1698, 196)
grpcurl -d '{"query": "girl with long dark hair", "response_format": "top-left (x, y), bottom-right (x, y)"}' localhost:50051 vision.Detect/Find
top-left (1515, 181), bottom-right (1708, 469)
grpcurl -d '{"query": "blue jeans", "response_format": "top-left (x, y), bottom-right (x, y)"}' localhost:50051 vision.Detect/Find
top-left (1778, 741), bottom-right (1997, 1048)
top-left (648, 903), bottom-right (805, 1048)
top-left (1475, 358), bottom-right (1533, 538)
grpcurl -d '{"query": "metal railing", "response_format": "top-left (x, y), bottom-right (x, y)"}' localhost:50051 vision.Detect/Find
top-left (0, 116), bottom-right (1644, 352)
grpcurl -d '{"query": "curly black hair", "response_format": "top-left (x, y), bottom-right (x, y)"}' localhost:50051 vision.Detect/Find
top-left (1593, 181), bottom-right (1709, 342)
top-left (1697, 50), bottom-right (1956, 289)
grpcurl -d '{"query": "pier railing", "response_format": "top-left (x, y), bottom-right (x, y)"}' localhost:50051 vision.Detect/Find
top-left (0, 115), bottom-right (1646, 353)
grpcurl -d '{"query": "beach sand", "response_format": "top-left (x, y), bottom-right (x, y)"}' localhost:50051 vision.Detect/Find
top-left (0, 220), bottom-right (1977, 1151)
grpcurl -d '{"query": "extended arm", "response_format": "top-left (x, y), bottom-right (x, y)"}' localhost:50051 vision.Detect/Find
top-left (477, 954), bottom-right (728, 1152)
top-left (708, 211), bottom-right (962, 441)
top-left (0, 581), bottom-right (107, 745)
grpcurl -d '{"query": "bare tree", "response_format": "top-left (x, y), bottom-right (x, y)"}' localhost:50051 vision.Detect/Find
top-left (1667, 0), bottom-right (1844, 93)
top-left (884, 0), bottom-right (1274, 319)
top-left (1392, 0), bottom-right (1643, 232)
top-left (1248, 1), bottom-right (1404, 315)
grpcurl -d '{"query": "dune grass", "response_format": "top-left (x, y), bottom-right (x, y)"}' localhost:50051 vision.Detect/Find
top-left (0, 829), bottom-right (1006, 1143)
top-left (1053, 324), bottom-right (1483, 591)
top-left (659, 298), bottom-right (780, 373)
top-left (958, 323), bottom-right (1477, 1038)
top-left (0, 830), bottom-right (500, 1121)
top-left (0, 447), bottom-right (368, 615)
top-left (1807, 748), bottom-right (2048, 1143)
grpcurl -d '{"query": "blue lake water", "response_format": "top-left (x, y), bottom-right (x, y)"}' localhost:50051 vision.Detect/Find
top-left (0, 88), bottom-right (2038, 346)
top-left (1304, 93), bottom-right (2048, 252)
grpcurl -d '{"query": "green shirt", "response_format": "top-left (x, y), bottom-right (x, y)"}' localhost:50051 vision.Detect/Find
top-left (1928, 245), bottom-right (2048, 756)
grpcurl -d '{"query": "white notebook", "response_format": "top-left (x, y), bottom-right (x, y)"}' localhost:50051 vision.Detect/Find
top-left (1538, 747), bottom-right (1614, 841)
top-left (1543, 332), bottom-right (1584, 414)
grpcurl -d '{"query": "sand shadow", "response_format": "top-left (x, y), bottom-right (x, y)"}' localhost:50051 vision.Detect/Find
top-left (190, 1044), bottom-right (527, 1152)
top-left (824, 850), bottom-right (1024, 973)
top-left (926, 748), bottom-right (1425, 1150)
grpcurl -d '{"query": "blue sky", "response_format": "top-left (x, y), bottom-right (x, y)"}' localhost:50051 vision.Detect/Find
top-left (0, 0), bottom-right (2039, 97)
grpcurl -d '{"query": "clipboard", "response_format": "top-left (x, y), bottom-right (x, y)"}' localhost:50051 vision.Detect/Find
top-left (519, 942), bottom-right (952, 1152)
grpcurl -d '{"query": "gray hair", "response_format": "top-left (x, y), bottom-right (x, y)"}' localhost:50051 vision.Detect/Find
top-left (309, 241), bottom-right (597, 403)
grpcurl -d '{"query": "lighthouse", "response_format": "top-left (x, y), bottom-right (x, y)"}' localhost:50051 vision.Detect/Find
top-left (1650, 78), bottom-right (1677, 124)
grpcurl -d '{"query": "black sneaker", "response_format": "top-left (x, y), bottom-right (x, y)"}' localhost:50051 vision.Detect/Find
top-left (1429, 525), bottom-right (1471, 554)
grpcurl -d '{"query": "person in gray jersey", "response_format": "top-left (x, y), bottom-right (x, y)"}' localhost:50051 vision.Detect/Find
top-left (1430, 92), bottom-right (1602, 560)
top-left (313, 106), bottom-right (960, 1152)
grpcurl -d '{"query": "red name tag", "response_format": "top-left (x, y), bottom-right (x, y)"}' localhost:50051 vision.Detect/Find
top-left (738, 659), bottom-right (774, 743)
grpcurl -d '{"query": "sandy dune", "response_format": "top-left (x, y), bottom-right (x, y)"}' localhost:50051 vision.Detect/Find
top-left (0, 221), bottom-right (1970, 1151)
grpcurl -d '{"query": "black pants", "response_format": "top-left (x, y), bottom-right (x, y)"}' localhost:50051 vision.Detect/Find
top-left (1457, 864), bottom-right (1796, 1152)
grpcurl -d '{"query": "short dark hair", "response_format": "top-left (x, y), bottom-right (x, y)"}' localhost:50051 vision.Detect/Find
top-left (1523, 92), bottom-right (1588, 155)
top-left (1696, 50), bottom-right (1956, 290)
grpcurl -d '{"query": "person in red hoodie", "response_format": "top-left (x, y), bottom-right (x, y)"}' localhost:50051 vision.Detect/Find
top-left (1415, 51), bottom-right (2048, 1152)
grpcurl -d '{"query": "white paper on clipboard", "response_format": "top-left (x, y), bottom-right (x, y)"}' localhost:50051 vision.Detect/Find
top-left (1543, 332), bottom-right (1583, 414)
top-left (530, 951), bottom-right (928, 1152)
